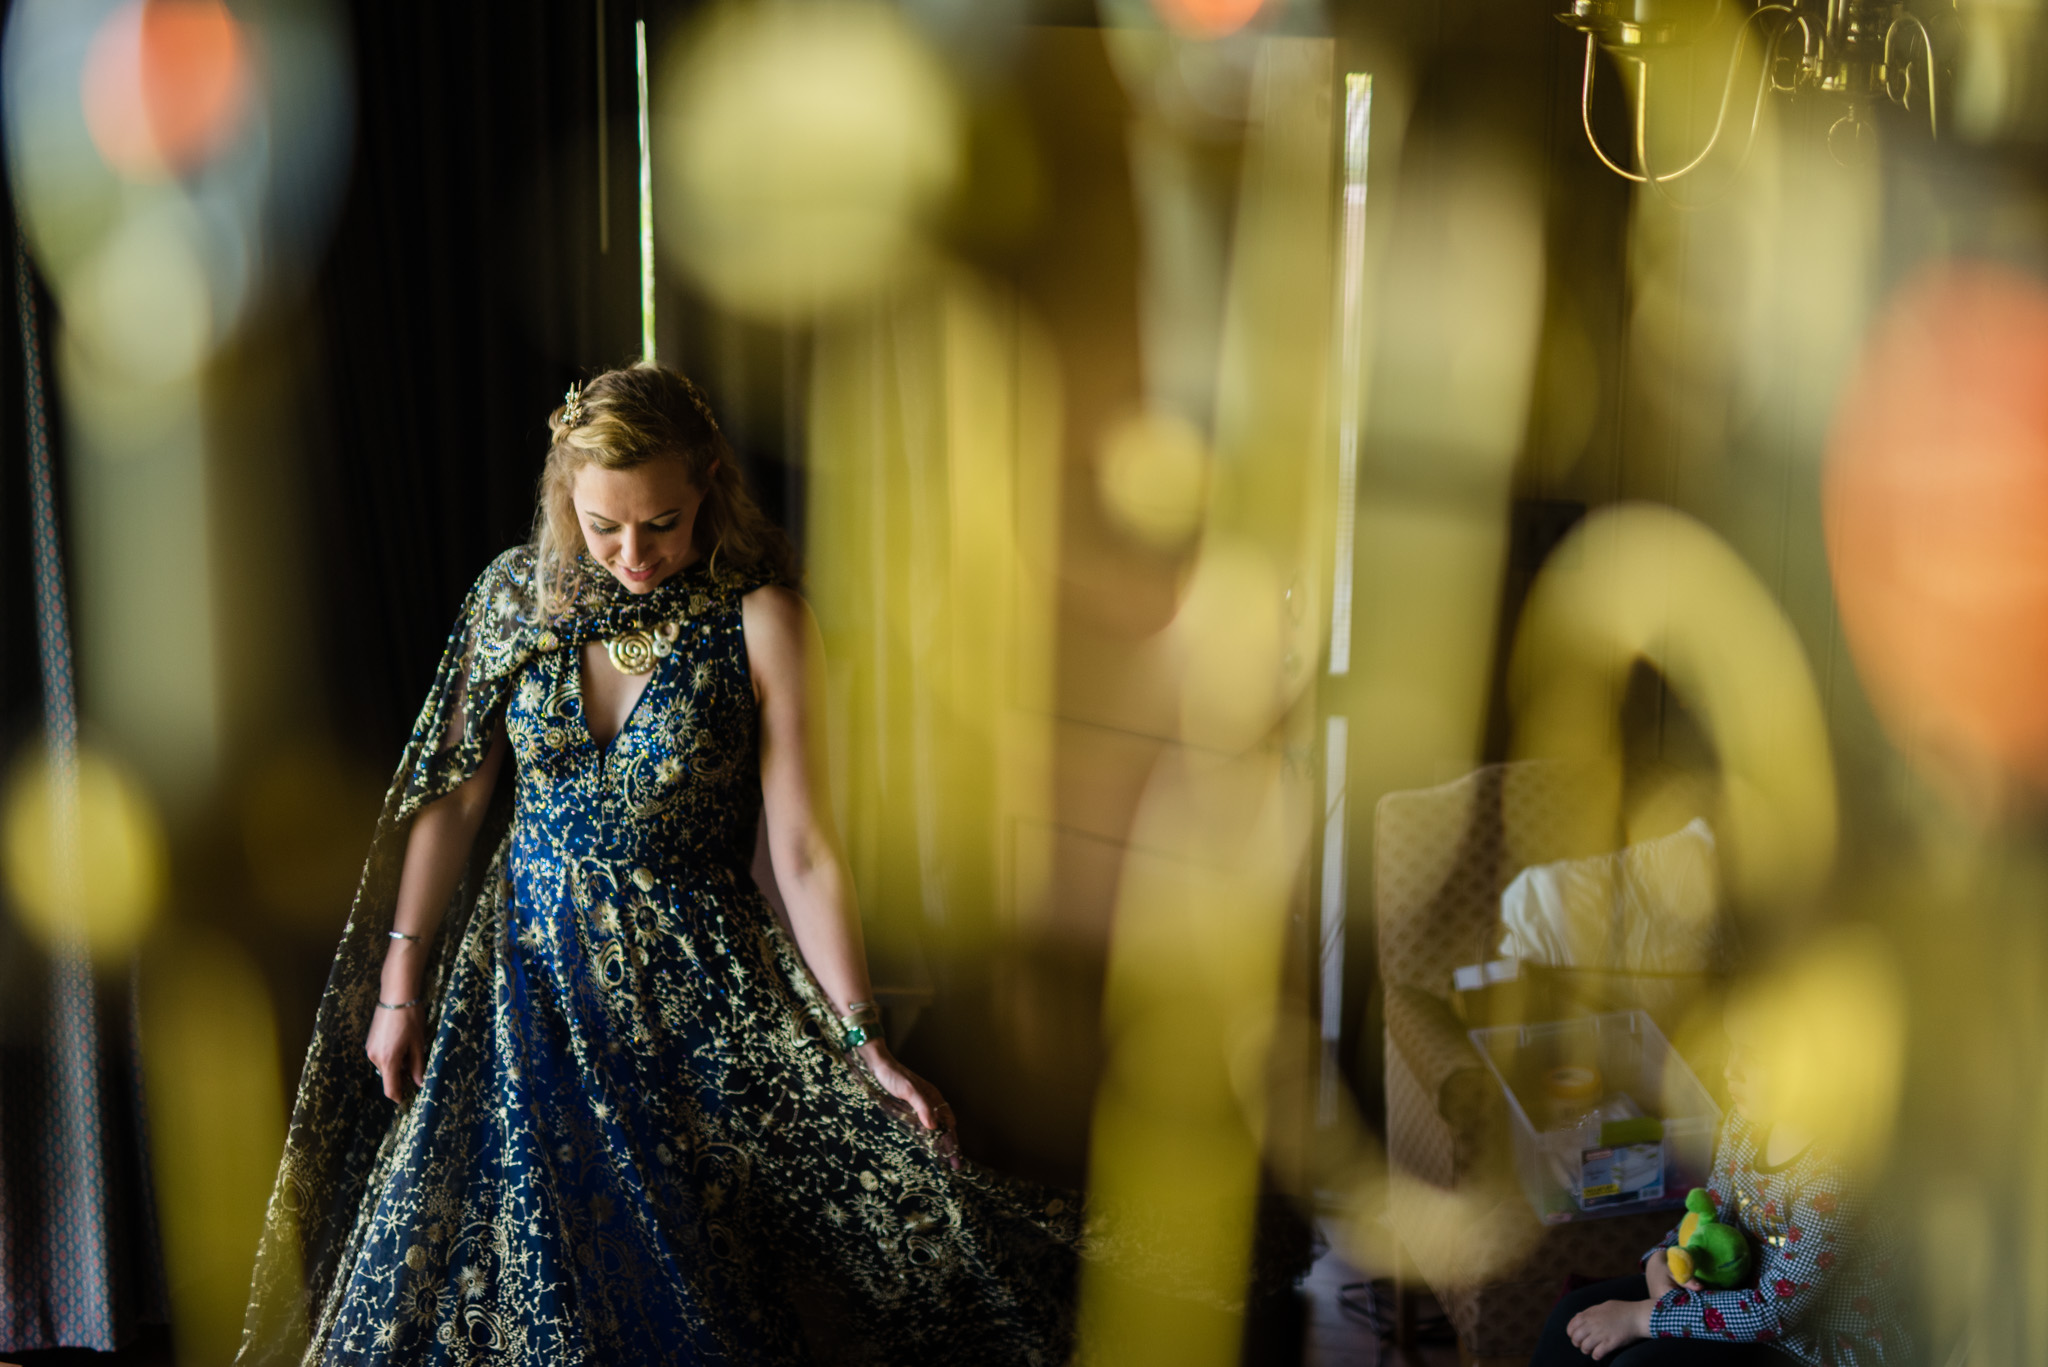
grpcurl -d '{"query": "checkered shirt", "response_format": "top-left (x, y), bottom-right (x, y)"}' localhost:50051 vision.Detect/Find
top-left (1641, 1109), bottom-right (1911, 1366)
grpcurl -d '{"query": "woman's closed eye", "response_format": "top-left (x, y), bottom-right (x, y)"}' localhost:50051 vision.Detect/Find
top-left (588, 517), bottom-right (679, 535)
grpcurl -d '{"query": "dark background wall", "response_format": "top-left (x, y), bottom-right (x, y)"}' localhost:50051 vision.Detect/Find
top-left (305, 0), bottom-right (647, 759)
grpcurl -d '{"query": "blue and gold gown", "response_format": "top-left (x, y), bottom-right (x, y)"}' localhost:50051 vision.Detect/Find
top-left (238, 548), bottom-right (1081, 1366)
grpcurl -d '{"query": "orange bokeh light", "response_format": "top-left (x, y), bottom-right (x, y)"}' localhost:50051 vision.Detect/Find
top-left (1150, 0), bottom-right (1266, 39)
top-left (81, 0), bottom-right (251, 180)
top-left (1825, 262), bottom-right (2048, 798)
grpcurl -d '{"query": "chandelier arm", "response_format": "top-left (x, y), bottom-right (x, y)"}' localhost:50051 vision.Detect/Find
top-left (1768, 13), bottom-right (1810, 90)
top-left (1718, 23), bottom-right (1786, 180)
top-left (1881, 16), bottom-right (1910, 99)
top-left (1635, 63), bottom-right (1689, 203)
top-left (1635, 4), bottom-right (1793, 186)
top-left (1920, 16), bottom-right (1941, 138)
top-left (1637, 22), bottom-right (1785, 210)
top-left (1635, 64), bottom-right (1713, 206)
top-left (1583, 33), bottom-right (1651, 182)
top-left (1884, 12), bottom-right (1940, 137)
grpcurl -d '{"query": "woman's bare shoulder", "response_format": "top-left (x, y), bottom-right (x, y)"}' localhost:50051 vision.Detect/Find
top-left (739, 584), bottom-right (816, 682)
top-left (740, 581), bottom-right (806, 620)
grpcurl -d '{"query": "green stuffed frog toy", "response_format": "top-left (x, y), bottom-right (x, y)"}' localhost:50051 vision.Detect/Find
top-left (1664, 1188), bottom-right (1752, 1288)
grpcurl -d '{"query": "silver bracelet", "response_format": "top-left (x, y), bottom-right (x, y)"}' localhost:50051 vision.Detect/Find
top-left (388, 930), bottom-right (419, 942)
top-left (377, 997), bottom-right (420, 1011)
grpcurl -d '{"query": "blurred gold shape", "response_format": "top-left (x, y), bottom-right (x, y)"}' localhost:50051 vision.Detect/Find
top-left (1512, 503), bottom-right (1837, 915)
top-left (1170, 536), bottom-right (1285, 753)
top-left (1075, 32), bottom-right (1333, 1364)
top-left (1724, 927), bottom-right (1906, 1173)
top-left (1097, 407), bottom-right (1209, 549)
top-left (1955, 3), bottom-right (2024, 142)
top-left (1078, 749), bottom-right (1309, 1365)
top-left (2, 742), bottom-right (166, 960)
top-left (139, 926), bottom-right (297, 1366)
top-left (657, 0), bottom-right (963, 321)
top-left (67, 202), bottom-right (215, 385)
top-left (1531, 301), bottom-right (1602, 486)
top-left (1917, 1177), bottom-right (1990, 1354)
top-left (1344, 135), bottom-right (1544, 805)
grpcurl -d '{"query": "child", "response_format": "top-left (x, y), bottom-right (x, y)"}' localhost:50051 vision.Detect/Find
top-left (1527, 1015), bottom-right (1909, 1365)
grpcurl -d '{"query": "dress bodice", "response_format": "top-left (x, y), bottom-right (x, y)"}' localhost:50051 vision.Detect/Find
top-left (501, 569), bottom-right (761, 888)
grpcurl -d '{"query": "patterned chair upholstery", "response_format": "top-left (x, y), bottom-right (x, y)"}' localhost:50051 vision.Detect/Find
top-left (1376, 762), bottom-right (1694, 1362)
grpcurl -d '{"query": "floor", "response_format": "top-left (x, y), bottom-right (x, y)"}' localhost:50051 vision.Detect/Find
top-left (3, 1247), bottom-right (1468, 1367)
top-left (1303, 1222), bottom-right (1462, 1367)
top-left (1, 1327), bottom-right (174, 1367)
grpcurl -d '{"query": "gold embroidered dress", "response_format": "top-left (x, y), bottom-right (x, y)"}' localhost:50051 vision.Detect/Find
top-left (238, 548), bottom-right (1080, 1366)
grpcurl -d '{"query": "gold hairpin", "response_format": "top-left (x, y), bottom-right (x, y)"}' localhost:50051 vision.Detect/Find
top-left (563, 382), bottom-right (585, 428)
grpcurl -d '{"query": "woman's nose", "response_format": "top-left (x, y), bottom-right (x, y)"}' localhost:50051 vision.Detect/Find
top-left (620, 527), bottom-right (645, 566)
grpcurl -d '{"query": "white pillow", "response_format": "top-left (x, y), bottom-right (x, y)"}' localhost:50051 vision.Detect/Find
top-left (1496, 818), bottom-right (1720, 974)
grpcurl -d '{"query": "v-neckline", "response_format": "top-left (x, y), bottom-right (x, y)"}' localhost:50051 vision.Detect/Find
top-left (577, 643), bottom-right (665, 751)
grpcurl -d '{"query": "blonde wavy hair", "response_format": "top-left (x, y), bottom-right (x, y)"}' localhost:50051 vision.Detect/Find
top-left (532, 363), bottom-right (797, 618)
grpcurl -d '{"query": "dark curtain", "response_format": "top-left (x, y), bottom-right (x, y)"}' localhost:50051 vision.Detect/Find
top-left (305, 0), bottom-right (647, 758)
top-left (307, 0), bottom-right (810, 759)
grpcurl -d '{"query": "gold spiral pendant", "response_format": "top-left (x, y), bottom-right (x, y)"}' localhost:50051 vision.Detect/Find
top-left (604, 631), bottom-right (657, 675)
top-left (603, 621), bottom-right (681, 675)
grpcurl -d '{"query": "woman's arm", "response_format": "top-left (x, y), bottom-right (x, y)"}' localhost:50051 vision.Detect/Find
top-left (365, 727), bottom-right (508, 1103)
top-left (743, 586), bottom-right (950, 1136)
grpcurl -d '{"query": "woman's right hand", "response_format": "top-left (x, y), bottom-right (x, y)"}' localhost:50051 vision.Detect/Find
top-left (366, 1000), bottom-right (427, 1104)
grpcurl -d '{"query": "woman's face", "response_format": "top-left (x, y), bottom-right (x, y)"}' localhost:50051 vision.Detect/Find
top-left (571, 456), bottom-right (714, 594)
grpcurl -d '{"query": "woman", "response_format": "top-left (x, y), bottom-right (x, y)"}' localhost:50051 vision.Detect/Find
top-left (239, 365), bottom-right (1081, 1366)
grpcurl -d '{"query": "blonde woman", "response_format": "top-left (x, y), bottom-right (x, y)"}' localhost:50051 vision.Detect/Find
top-left (240, 365), bottom-right (1080, 1365)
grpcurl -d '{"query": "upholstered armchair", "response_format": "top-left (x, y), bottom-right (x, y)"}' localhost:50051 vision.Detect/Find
top-left (1376, 762), bottom-right (1698, 1364)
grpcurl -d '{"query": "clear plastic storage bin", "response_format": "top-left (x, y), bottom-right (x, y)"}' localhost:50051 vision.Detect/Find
top-left (1469, 1010), bottom-right (1720, 1226)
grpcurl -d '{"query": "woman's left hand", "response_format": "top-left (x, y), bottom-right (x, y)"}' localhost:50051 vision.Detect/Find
top-left (861, 1042), bottom-right (960, 1168)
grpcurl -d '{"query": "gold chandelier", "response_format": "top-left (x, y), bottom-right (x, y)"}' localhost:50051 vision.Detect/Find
top-left (1561, 0), bottom-right (1947, 190)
